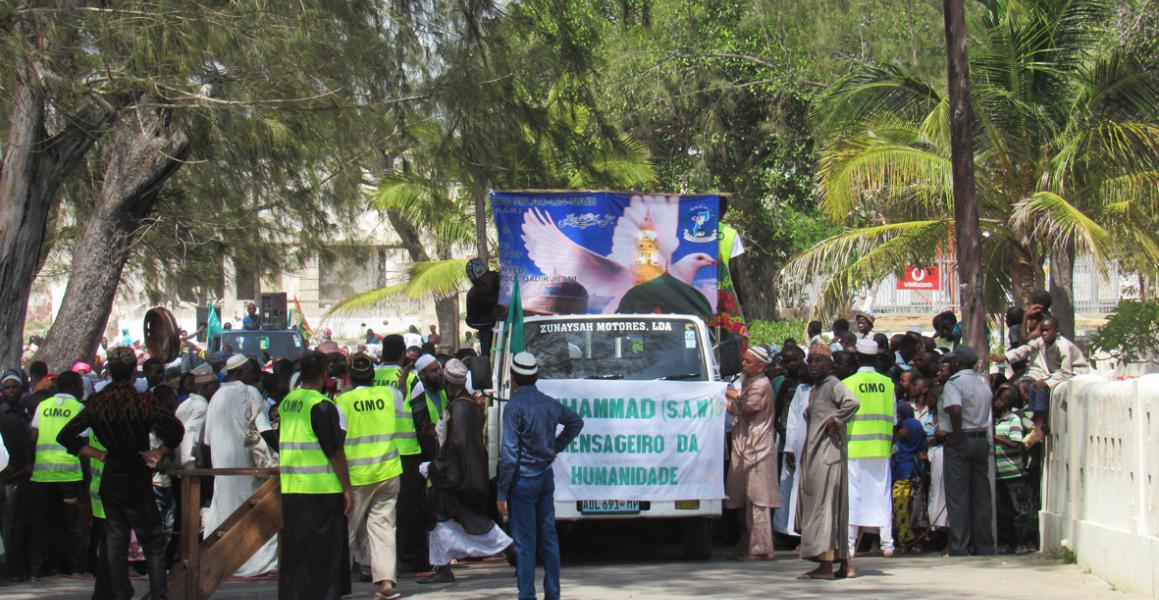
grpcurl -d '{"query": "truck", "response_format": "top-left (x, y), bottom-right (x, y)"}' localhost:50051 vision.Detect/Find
top-left (484, 191), bottom-right (741, 559)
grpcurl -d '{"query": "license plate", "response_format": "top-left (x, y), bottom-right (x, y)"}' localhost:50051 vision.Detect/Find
top-left (579, 500), bottom-right (640, 514)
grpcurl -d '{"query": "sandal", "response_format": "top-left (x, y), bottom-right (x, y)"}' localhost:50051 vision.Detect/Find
top-left (372, 593), bottom-right (402, 600)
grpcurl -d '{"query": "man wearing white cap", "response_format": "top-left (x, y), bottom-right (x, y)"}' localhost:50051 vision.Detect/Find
top-left (725, 346), bottom-right (779, 560)
top-left (842, 339), bottom-right (896, 569)
top-left (203, 353), bottom-right (278, 576)
top-left (497, 352), bottom-right (583, 600)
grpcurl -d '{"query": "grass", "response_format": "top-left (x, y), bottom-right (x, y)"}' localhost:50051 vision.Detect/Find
top-left (1044, 546), bottom-right (1078, 564)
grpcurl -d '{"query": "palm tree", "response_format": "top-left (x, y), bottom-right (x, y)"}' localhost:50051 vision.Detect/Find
top-left (782, 0), bottom-right (1158, 333)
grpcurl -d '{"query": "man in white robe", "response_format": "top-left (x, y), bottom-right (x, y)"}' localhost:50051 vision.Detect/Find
top-left (775, 382), bottom-right (808, 536)
top-left (202, 355), bottom-right (278, 576)
top-left (844, 340), bottom-right (895, 559)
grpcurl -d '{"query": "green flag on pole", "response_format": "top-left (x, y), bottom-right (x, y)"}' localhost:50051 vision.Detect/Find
top-left (206, 304), bottom-right (223, 347)
top-left (506, 277), bottom-right (524, 354)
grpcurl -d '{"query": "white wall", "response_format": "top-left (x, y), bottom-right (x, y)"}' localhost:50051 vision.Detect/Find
top-left (1041, 374), bottom-right (1159, 598)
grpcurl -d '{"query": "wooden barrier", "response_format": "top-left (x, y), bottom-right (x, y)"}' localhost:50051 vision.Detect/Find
top-left (143, 468), bottom-right (280, 600)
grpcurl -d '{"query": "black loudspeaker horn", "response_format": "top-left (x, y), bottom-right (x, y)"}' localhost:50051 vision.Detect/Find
top-left (260, 292), bottom-right (288, 330)
top-left (144, 307), bottom-right (182, 362)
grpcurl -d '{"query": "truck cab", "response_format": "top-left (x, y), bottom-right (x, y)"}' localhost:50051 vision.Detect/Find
top-left (209, 329), bottom-right (306, 361)
top-left (487, 313), bottom-right (738, 559)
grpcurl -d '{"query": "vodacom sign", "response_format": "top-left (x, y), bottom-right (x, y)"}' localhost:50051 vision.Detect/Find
top-left (897, 265), bottom-right (941, 290)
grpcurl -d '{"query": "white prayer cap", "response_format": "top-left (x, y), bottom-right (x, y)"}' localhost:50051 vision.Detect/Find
top-left (746, 346), bottom-right (771, 365)
top-left (444, 359), bottom-right (468, 385)
top-left (415, 354), bottom-right (438, 373)
top-left (225, 354), bottom-right (248, 371)
top-left (511, 352), bottom-right (538, 376)
top-left (855, 339), bottom-right (879, 356)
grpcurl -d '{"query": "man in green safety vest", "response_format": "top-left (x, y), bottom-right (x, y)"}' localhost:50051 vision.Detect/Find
top-left (842, 339), bottom-right (897, 572)
top-left (278, 351), bottom-right (353, 600)
top-left (376, 334), bottom-right (434, 573)
top-left (27, 370), bottom-right (88, 576)
top-left (337, 353), bottom-right (404, 600)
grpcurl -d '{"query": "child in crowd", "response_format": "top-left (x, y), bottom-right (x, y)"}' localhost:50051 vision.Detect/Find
top-left (891, 418), bottom-right (928, 553)
top-left (993, 385), bottom-right (1035, 554)
top-left (992, 315), bottom-right (1088, 447)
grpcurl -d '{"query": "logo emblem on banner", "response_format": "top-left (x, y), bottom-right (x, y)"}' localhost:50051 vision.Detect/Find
top-left (682, 205), bottom-right (718, 243)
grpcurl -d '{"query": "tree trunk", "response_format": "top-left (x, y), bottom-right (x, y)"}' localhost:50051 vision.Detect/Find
top-left (472, 179), bottom-right (489, 264)
top-left (733, 250), bottom-right (778, 322)
top-left (1049, 238), bottom-right (1076, 338)
top-left (0, 69), bottom-right (111, 368)
top-left (35, 105), bottom-right (190, 371)
top-left (942, 0), bottom-right (987, 364)
top-left (434, 295), bottom-right (459, 350)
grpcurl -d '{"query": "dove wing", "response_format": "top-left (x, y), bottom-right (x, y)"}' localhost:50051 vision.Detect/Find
top-left (521, 208), bottom-right (635, 293)
top-left (650, 195), bottom-right (681, 263)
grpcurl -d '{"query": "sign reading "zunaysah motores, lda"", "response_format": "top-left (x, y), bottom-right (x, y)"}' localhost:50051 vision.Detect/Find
top-left (537, 380), bottom-right (728, 502)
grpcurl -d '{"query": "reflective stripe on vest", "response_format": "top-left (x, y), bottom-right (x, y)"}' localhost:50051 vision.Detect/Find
top-left (374, 366), bottom-right (421, 456)
top-left (842, 371), bottom-right (895, 459)
top-left (90, 435), bottom-right (106, 519)
top-left (279, 389), bottom-right (343, 494)
top-left (31, 394), bottom-right (83, 483)
top-left (335, 387), bottom-right (404, 486)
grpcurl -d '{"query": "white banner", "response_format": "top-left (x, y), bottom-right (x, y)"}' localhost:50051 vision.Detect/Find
top-left (537, 379), bottom-right (728, 502)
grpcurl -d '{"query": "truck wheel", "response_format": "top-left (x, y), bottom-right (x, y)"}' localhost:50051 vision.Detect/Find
top-left (682, 517), bottom-right (713, 560)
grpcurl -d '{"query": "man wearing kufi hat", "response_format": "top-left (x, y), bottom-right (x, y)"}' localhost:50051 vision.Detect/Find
top-left (842, 339), bottom-right (897, 568)
top-left (202, 351), bottom-right (279, 576)
top-left (419, 359), bottom-right (513, 585)
top-left (796, 342), bottom-right (860, 579)
top-left (725, 345), bottom-right (780, 560)
top-left (496, 352), bottom-right (583, 600)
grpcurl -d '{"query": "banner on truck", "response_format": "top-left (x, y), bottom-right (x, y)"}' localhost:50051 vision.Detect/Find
top-left (491, 191), bottom-right (721, 319)
top-left (537, 379), bottom-right (727, 502)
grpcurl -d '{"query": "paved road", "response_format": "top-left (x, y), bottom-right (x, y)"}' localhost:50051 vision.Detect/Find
top-left (1, 548), bottom-right (1140, 600)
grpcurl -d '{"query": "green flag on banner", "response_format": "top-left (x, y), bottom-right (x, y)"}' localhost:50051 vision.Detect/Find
top-left (206, 304), bottom-right (223, 347)
top-left (506, 277), bottom-right (524, 354)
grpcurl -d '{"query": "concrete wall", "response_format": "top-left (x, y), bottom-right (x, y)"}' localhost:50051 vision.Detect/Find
top-left (1041, 374), bottom-right (1159, 597)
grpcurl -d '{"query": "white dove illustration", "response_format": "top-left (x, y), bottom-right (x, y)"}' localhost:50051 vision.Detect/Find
top-left (521, 195), bottom-right (717, 312)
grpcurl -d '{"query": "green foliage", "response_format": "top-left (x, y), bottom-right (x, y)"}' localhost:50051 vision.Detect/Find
top-left (324, 259), bottom-right (469, 318)
top-left (1089, 300), bottom-right (1159, 363)
top-left (748, 319), bottom-right (809, 348)
top-left (788, 0), bottom-right (1159, 317)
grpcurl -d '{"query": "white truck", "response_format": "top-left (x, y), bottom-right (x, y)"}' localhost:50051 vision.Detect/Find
top-left (485, 312), bottom-right (740, 559)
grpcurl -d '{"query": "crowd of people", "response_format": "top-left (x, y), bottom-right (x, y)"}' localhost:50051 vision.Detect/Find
top-left (0, 328), bottom-right (583, 600)
top-left (0, 284), bottom-right (1088, 596)
top-left (725, 288), bottom-right (1088, 579)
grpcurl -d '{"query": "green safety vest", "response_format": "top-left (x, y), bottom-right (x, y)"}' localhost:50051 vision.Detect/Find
top-left (279, 388), bottom-right (343, 494)
top-left (843, 370), bottom-right (896, 459)
top-left (31, 394), bottom-right (84, 483)
top-left (335, 386), bottom-right (404, 486)
top-left (374, 366), bottom-right (421, 456)
top-left (425, 388), bottom-right (448, 423)
top-left (90, 435), bottom-right (106, 519)
top-left (719, 223), bottom-right (738, 269)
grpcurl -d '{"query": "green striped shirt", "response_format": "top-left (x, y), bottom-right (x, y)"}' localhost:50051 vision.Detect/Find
top-left (994, 413), bottom-right (1024, 480)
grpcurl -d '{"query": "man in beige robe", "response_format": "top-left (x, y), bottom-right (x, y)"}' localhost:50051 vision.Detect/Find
top-left (725, 346), bottom-right (779, 560)
top-left (797, 344), bottom-right (860, 580)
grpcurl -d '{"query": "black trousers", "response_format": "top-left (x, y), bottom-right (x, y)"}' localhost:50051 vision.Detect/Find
top-left (1, 476), bottom-right (31, 579)
top-left (104, 490), bottom-right (167, 600)
top-left (996, 476), bottom-right (1035, 548)
top-left (396, 454), bottom-right (430, 570)
top-left (28, 479), bottom-right (88, 575)
top-left (91, 518), bottom-right (115, 600)
top-left (944, 437), bottom-right (995, 556)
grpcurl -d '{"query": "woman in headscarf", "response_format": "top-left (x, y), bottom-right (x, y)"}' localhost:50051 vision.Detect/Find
top-left (891, 418), bottom-right (928, 552)
top-left (418, 359), bottom-right (512, 585)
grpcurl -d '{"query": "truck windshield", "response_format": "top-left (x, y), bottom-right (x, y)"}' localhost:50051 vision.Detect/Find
top-left (523, 318), bottom-right (706, 381)
top-left (215, 331), bottom-right (305, 360)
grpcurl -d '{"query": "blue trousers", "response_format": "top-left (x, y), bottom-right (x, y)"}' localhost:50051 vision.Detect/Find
top-left (509, 470), bottom-right (561, 600)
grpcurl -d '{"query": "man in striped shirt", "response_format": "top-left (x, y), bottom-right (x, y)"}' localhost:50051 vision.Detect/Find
top-left (58, 347), bottom-right (183, 600)
top-left (993, 386), bottom-right (1033, 554)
